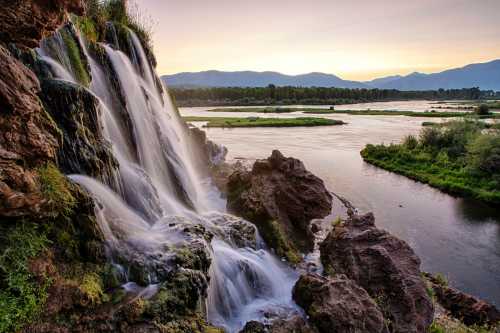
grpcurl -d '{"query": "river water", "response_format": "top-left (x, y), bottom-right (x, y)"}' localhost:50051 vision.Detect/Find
top-left (181, 101), bottom-right (500, 306)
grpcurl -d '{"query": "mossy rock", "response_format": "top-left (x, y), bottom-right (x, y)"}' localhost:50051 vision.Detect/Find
top-left (258, 220), bottom-right (301, 265)
top-left (144, 269), bottom-right (208, 322)
top-left (40, 79), bottom-right (118, 184)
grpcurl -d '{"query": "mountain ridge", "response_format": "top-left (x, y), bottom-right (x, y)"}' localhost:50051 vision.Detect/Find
top-left (162, 59), bottom-right (500, 91)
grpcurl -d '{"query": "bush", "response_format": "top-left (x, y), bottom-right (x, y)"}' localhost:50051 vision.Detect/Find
top-left (467, 133), bottom-right (500, 175)
top-left (475, 104), bottom-right (490, 115)
top-left (403, 135), bottom-right (418, 150)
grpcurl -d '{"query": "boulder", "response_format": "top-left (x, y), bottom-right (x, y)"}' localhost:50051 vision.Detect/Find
top-left (239, 315), bottom-right (315, 333)
top-left (320, 213), bottom-right (434, 333)
top-left (293, 274), bottom-right (386, 333)
top-left (227, 150), bottom-right (332, 256)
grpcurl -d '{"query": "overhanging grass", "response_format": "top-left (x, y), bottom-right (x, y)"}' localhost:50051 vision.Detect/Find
top-left (183, 116), bottom-right (345, 128)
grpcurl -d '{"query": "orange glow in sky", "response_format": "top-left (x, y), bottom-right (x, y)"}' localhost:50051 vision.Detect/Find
top-left (134, 0), bottom-right (500, 81)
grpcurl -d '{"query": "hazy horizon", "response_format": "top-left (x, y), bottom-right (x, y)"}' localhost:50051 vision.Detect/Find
top-left (135, 0), bottom-right (500, 81)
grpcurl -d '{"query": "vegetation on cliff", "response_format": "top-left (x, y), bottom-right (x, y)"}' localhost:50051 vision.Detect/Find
top-left (361, 120), bottom-right (500, 204)
top-left (183, 116), bottom-right (345, 127)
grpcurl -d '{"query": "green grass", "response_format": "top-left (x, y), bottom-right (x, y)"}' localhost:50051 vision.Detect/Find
top-left (361, 144), bottom-right (500, 205)
top-left (0, 223), bottom-right (50, 333)
top-left (183, 116), bottom-right (345, 128)
top-left (318, 110), bottom-right (500, 118)
top-left (208, 107), bottom-right (298, 113)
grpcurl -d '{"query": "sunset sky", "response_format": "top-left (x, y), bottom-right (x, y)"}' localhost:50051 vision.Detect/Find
top-left (134, 0), bottom-right (500, 81)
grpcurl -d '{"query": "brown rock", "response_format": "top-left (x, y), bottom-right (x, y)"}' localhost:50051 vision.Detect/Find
top-left (320, 213), bottom-right (434, 332)
top-left (0, 0), bottom-right (84, 49)
top-left (293, 274), bottom-right (386, 333)
top-left (0, 44), bottom-right (59, 216)
top-left (426, 274), bottom-right (500, 326)
top-left (227, 150), bottom-right (332, 253)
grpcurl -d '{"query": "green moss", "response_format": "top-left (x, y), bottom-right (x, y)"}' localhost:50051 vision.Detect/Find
top-left (183, 116), bottom-right (345, 128)
top-left (259, 220), bottom-right (301, 264)
top-left (0, 222), bottom-right (50, 333)
top-left (37, 163), bottom-right (77, 219)
top-left (60, 29), bottom-right (90, 87)
top-left (79, 272), bottom-right (105, 305)
top-left (74, 16), bottom-right (99, 42)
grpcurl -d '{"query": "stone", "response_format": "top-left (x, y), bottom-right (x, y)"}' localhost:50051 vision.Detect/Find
top-left (227, 150), bottom-right (332, 255)
top-left (293, 274), bottom-right (386, 333)
top-left (320, 213), bottom-right (434, 332)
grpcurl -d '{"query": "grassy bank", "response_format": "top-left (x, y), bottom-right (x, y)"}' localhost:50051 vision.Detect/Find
top-left (361, 120), bottom-right (500, 204)
top-left (208, 107), bottom-right (297, 113)
top-left (312, 110), bottom-right (500, 118)
top-left (183, 116), bottom-right (345, 128)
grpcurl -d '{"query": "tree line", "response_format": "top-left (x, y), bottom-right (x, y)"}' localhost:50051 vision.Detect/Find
top-left (169, 85), bottom-right (492, 106)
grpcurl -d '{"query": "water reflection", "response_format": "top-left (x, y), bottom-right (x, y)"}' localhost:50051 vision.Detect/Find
top-left (180, 102), bottom-right (500, 306)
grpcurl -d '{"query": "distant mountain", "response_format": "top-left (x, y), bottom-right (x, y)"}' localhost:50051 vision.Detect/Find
top-left (162, 59), bottom-right (500, 91)
top-left (162, 70), bottom-right (368, 89)
top-left (367, 60), bottom-right (500, 91)
top-left (364, 75), bottom-right (402, 87)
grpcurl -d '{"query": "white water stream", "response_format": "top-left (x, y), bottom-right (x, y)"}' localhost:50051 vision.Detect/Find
top-left (38, 24), bottom-right (298, 332)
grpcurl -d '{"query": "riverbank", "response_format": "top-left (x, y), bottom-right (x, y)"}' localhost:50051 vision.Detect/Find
top-left (361, 120), bottom-right (500, 205)
top-left (205, 107), bottom-right (500, 118)
top-left (183, 116), bottom-right (345, 127)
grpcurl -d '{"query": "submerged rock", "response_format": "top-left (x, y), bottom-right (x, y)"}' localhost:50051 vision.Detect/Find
top-left (293, 274), bottom-right (385, 333)
top-left (227, 150), bottom-right (332, 259)
top-left (320, 213), bottom-right (434, 332)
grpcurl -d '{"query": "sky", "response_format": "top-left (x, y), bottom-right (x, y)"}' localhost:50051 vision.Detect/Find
top-left (134, 0), bottom-right (500, 81)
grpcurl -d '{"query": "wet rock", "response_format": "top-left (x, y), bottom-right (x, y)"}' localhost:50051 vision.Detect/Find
top-left (40, 79), bottom-right (118, 185)
top-left (293, 274), bottom-right (386, 333)
top-left (189, 126), bottom-right (228, 172)
top-left (207, 213), bottom-right (258, 249)
top-left (0, 0), bottom-right (84, 50)
top-left (227, 150), bottom-right (332, 255)
top-left (320, 213), bottom-right (434, 332)
top-left (240, 315), bottom-right (316, 333)
top-left (425, 273), bottom-right (500, 326)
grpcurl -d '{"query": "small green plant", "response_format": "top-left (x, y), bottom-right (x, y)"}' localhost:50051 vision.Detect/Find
top-left (37, 162), bottom-right (77, 219)
top-left (0, 223), bottom-right (50, 332)
top-left (331, 216), bottom-right (342, 227)
top-left (79, 273), bottom-right (105, 305)
top-left (434, 272), bottom-right (448, 286)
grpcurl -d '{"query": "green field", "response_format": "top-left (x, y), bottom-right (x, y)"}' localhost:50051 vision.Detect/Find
top-left (183, 116), bottom-right (345, 128)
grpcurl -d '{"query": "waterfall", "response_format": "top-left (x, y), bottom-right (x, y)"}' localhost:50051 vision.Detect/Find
top-left (39, 24), bottom-right (298, 332)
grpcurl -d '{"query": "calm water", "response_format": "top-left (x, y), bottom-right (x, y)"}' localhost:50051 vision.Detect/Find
top-left (181, 100), bottom-right (500, 306)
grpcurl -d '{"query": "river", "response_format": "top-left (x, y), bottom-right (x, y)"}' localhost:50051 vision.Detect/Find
top-left (180, 101), bottom-right (500, 306)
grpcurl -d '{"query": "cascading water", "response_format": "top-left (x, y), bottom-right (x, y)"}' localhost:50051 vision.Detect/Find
top-left (38, 23), bottom-right (299, 332)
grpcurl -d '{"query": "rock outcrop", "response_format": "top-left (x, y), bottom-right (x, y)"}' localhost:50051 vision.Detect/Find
top-left (0, 0), bottom-right (84, 50)
top-left (293, 274), bottom-right (386, 333)
top-left (425, 273), bottom-right (500, 327)
top-left (227, 150), bottom-right (332, 260)
top-left (320, 213), bottom-right (434, 332)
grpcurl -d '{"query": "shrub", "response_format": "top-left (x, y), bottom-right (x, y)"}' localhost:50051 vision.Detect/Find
top-left (403, 135), bottom-right (418, 150)
top-left (467, 133), bottom-right (500, 175)
top-left (475, 104), bottom-right (490, 115)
